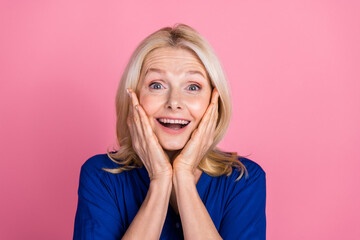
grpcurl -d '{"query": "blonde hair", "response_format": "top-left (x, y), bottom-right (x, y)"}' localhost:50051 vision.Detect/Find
top-left (103, 24), bottom-right (248, 181)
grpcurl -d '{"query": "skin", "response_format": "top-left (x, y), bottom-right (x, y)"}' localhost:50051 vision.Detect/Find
top-left (123, 47), bottom-right (222, 240)
top-left (137, 47), bottom-right (212, 157)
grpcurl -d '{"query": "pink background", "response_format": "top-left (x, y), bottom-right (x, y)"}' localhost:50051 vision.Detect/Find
top-left (1, 0), bottom-right (359, 239)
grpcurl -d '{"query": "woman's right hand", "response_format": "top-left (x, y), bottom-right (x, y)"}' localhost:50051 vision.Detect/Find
top-left (127, 88), bottom-right (173, 181)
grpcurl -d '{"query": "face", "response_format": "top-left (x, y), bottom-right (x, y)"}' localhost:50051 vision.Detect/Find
top-left (137, 47), bottom-right (212, 153)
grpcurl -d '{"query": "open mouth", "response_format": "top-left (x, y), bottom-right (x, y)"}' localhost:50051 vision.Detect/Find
top-left (156, 118), bottom-right (190, 129)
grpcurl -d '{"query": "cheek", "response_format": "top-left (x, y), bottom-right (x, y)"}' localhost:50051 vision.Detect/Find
top-left (185, 97), bottom-right (210, 120)
top-left (139, 94), bottom-right (160, 117)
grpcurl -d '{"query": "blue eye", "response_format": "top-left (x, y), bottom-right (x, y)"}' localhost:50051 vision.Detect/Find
top-left (149, 82), bottom-right (163, 89)
top-left (188, 84), bottom-right (201, 91)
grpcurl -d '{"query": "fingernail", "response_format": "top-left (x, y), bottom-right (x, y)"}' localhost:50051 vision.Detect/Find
top-left (135, 105), bottom-right (139, 110)
top-left (126, 89), bottom-right (131, 98)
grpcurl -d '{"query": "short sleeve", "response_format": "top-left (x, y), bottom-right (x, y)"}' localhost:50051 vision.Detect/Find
top-left (219, 162), bottom-right (266, 240)
top-left (73, 157), bottom-right (125, 240)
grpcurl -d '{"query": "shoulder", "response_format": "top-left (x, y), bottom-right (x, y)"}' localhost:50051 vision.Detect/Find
top-left (221, 156), bottom-right (266, 207)
top-left (238, 156), bottom-right (266, 180)
top-left (80, 153), bottom-right (119, 174)
top-left (225, 156), bottom-right (266, 191)
top-left (77, 154), bottom-right (124, 199)
top-left (217, 157), bottom-right (266, 239)
top-left (78, 154), bottom-right (121, 188)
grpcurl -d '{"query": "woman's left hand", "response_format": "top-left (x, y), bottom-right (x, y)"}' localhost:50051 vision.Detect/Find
top-left (172, 88), bottom-right (219, 176)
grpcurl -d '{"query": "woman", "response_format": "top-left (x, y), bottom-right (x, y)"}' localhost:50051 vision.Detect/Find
top-left (73, 24), bottom-right (266, 240)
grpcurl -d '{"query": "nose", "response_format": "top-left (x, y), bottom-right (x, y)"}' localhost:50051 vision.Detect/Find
top-left (165, 89), bottom-right (183, 110)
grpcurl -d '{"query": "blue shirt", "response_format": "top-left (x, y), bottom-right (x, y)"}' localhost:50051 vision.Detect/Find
top-left (73, 154), bottom-right (266, 239)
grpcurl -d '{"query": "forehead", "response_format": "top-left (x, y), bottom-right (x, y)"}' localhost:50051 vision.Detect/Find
top-left (142, 47), bottom-right (207, 76)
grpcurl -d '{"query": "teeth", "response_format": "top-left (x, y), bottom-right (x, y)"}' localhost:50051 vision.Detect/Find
top-left (158, 118), bottom-right (189, 125)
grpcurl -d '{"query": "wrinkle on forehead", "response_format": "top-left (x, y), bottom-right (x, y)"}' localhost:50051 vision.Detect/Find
top-left (141, 47), bottom-right (208, 78)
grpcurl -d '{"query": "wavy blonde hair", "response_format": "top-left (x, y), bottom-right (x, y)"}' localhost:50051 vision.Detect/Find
top-left (103, 24), bottom-right (248, 181)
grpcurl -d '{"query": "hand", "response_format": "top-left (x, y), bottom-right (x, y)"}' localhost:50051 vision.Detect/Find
top-left (172, 88), bottom-right (219, 175)
top-left (127, 88), bottom-right (173, 181)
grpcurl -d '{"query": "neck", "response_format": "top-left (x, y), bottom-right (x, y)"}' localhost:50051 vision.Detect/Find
top-left (165, 150), bottom-right (180, 164)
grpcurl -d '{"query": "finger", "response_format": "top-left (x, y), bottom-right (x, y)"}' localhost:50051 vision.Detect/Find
top-left (199, 105), bottom-right (217, 152)
top-left (209, 89), bottom-right (219, 129)
top-left (127, 89), bottom-right (165, 161)
top-left (206, 88), bottom-right (219, 122)
top-left (127, 90), bottom-right (136, 137)
top-left (127, 88), bottom-right (144, 136)
top-left (194, 88), bottom-right (219, 148)
top-left (127, 88), bottom-right (140, 107)
top-left (127, 96), bottom-right (133, 126)
top-left (181, 93), bottom-right (219, 162)
top-left (177, 89), bottom-right (220, 167)
top-left (128, 88), bottom-right (157, 148)
top-left (206, 106), bottom-right (217, 135)
top-left (196, 105), bottom-right (212, 136)
top-left (209, 88), bottom-right (219, 122)
top-left (128, 119), bottom-right (140, 149)
top-left (127, 88), bottom-right (146, 160)
top-left (136, 103), bottom-right (159, 145)
top-left (208, 96), bottom-right (218, 138)
top-left (126, 88), bottom-right (152, 137)
top-left (210, 87), bottom-right (219, 105)
top-left (198, 88), bottom-right (219, 133)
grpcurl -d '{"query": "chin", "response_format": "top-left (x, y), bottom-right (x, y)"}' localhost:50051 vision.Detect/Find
top-left (159, 140), bottom-right (186, 151)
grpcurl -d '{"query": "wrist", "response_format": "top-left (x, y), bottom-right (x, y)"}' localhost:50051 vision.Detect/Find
top-left (150, 172), bottom-right (173, 182)
top-left (149, 175), bottom-right (172, 191)
top-left (173, 168), bottom-right (196, 186)
top-left (149, 167), bottom-right (173, 181)
top-left (173, 159), bottom-right (196, 174)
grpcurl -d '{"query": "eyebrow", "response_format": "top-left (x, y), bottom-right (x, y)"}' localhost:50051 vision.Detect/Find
top-left (145, 68), bottom-right (206, 78)
top-left (145, 68), bottom-right (164, 75)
